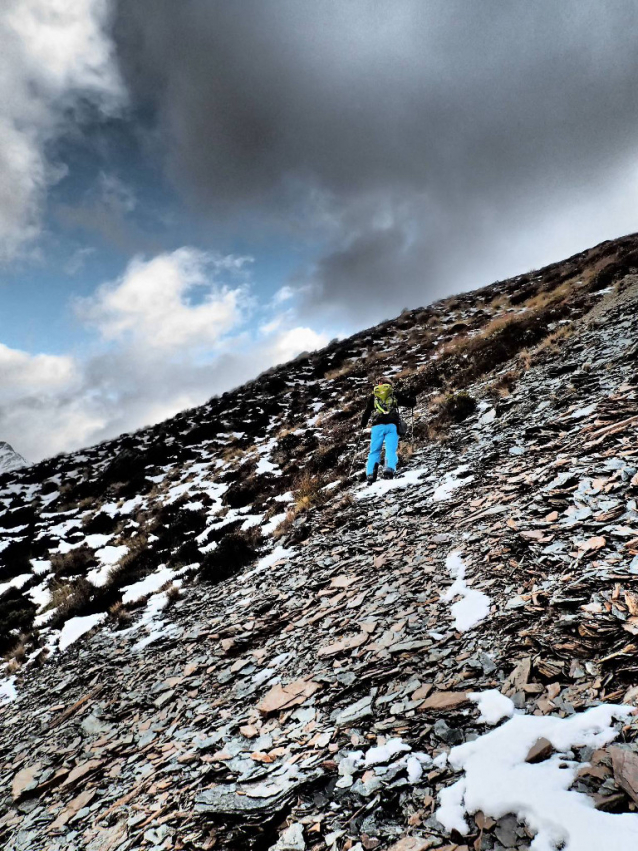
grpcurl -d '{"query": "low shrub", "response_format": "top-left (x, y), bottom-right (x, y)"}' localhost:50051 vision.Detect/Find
top-left (182, 420), bottom-right (225, 446)
top-left (293, 471), bottom-right (326, 511)
top-left (224, 477), bottom-right (262, 509)
top-left (50, 546), bottom-right (97, 579)
top-left (108, 601), bottom-right (133, 629)
top-left (487, 370), bottom-right (520, 399)
top-left (436, 392), bottom-right (477, 424)
top-left (0, 505), bottom-right (38, 529)
top-left (0, 537), bottom-right (34, 580)
top-left (165, 585), bottom-right (181, 606)
top-left (152, 506), bottom-right (208, 555)
top-left (105, 535), bottom-right (158, 590)
top-left (199, 532), bottom-right (257, 584)
top-left (83, 510), bottom-right (120, 535)
top-left (48, 578), bottom-right (95, 629)
top-left (307, 444), bottom-right (343, 475)
top-left (0, 589), bottom-right (36, 654)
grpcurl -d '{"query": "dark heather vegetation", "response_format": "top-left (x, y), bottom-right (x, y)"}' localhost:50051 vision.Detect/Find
top-left (199, 532), bottom-right (259, 584)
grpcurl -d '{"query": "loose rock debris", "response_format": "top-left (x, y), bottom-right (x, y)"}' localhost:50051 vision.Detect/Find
top-left (2, 238), bottom-right (638, 848)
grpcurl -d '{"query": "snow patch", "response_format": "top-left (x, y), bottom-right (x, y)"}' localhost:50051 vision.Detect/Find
top-left (84, 533), bottom-right (113, 549)
top-left (59, 613), bottom-right (107, 651)
top-left (261, 512), bottom-right (288, 536)
top-left (441, 551), bottom-right (491, 632)
top-left (120, 585), bottom-right (183, 652)
top-left (356, 468), bottom-right (426, 500)
top-left (0, 677), bottom-right (17, 703)
top-left (437, 703), bottom-right (637, 849)
top-left (432, 466), bottom-right (474, 501)
top-left (121, 565), bottom-right (177, 604)
top-left (256, 456), bottom-right (278, 475)
top-left (87, 544), bottom-right (129, 587)
top-left (244, 546), bottom-right (296, 579)
top-left (27, 581), bottom-right (51, 611)
top-left (0, 573), bottom-right (33, 597)
top-left (365, 738), bottom-right (411, 766)
top-left (95, 544), bottom-right (128, 565)
top-left (31, 559), bottom-right (52, 575)
top-left (469, 690), bottom-right (515, 725)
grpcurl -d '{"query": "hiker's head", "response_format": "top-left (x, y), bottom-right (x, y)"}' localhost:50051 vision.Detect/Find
top-left (376, 375), bottom-right (393, 387)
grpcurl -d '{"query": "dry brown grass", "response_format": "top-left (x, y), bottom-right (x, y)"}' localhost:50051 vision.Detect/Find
top-left (487, 369), bottom-right (520, 399)
top-left (273, 471), bottom-right (327, 539)
top-left (4, 641), bottom-right (26, 671)
top-left (362, 350), bottom-right (389, 371)
top-left (293, 471), bottom-right (325, 512)
top-left (222, 443), bottom-right (257, 463)
top-left (272, 508), bottom-right (296, 540)
top-left (392, 364), bottom-right (418, 381)
top-left (165, 585), bottom-right (181, 606)
top-left (515, 324), bottom-right (573, 372)
top-left (5, 657), bottom-right (22, 674)
top-left (325, 361), bottom-right (357, 381)
top-left (102, 533), bottom-right (155, 590)
top-left (523, 279), bottom-right (574, 310)
top-left (519, 349), bottom-right (533, 371)
top-left (422, 391), bottom-right (477, 442)
top-left (489, 293), bottom-right (510, 310)
top-left (534, 323), bottom-right (574, 354)
top-left (475, 312), bottom-right (520, 340)
top-left (50, 546), bottom-right (95, 579)
top-left (401, 442), bottom-right (415, 458)
top-left (48, 580), bottom-right (79, 612)
top-left (108, 601), bottom-right (133, 627)
top-left (275, 425), bottom-right (295, 440)
top-left (46, 578), bottom-right (94, 627)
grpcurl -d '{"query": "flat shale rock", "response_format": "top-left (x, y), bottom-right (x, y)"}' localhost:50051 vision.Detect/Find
top-left (610, 746), bottom-right (638, 805)
top-left (525, 738), bottom-right (555, 764)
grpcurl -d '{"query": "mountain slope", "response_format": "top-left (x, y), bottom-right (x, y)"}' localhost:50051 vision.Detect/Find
top-left (2, 234), bottom-right (638, 849)
top-left (0, 443), bottom-right (26, 475)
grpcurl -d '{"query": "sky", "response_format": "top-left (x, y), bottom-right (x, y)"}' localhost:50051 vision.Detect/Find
top-left (2, 0), bottom-right (638, 461)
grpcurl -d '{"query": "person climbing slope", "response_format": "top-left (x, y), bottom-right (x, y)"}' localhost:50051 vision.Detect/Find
top-left (360, 376), bottom-right (416, 484)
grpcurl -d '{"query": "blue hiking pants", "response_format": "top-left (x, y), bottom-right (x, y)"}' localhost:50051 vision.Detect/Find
top-left (366, 423), bottom-right (399, 476)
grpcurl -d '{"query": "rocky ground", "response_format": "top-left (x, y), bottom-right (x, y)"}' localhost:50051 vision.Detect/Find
top-left (2, 236), bottom-right (638, 849)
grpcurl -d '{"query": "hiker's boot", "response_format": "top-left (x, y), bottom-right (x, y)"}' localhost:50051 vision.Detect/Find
top-left (382, 467), bottom-right (395, 479)
top-left (366, 474), bottom-right (375, 486)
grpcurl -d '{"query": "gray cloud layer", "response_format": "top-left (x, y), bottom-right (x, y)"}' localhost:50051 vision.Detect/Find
top-left (113, 0), bottom-right (638, 325)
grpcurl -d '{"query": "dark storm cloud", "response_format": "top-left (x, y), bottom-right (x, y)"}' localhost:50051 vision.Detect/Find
top-left (112, 0), bottom-right (638, 324)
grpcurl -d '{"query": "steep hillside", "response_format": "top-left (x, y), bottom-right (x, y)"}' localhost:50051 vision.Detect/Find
top-left (2, 234), bottom-right (638, 850)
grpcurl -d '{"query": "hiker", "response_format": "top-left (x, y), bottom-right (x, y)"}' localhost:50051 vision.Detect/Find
top-left (360, 376), bottom-right (416, 484)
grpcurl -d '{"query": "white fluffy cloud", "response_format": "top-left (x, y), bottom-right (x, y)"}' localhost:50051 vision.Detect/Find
top-left (0, 0), bottom-right (122, 259)
top-left (269, 326), bottom-right (330, 363)
top-left (0, 343), bottom-right (97, 461)
top-left (0, 248), bottom-right (331, 461)
top-left (77, 248), bottom-right (251, 351)
top-left (0, 343), bottom-right (76, 396)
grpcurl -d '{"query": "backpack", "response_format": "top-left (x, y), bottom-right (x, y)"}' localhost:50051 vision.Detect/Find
top-left (373, 383), bottom-right (396, 415)
top-left (374, 384), bottom-right (408, 436)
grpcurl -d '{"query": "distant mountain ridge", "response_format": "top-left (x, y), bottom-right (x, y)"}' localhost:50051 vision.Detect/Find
top-left (0, 442), bottom-right (26, 474)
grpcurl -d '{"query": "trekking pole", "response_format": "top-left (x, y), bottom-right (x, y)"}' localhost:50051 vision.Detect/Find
top-left (410, 407), bottom-right (415, 451)
top-left (348, 430), bottom-right (364, 478)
